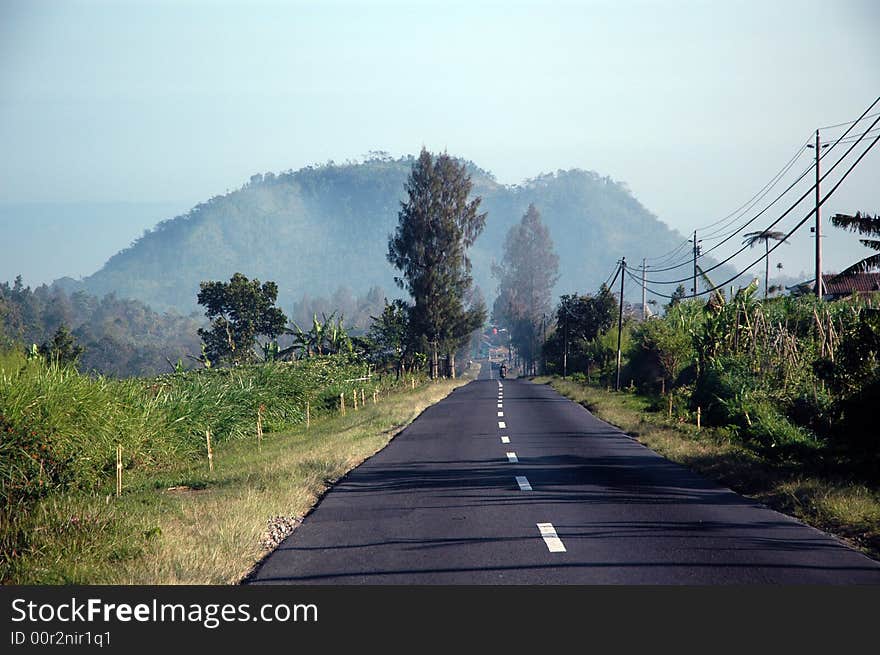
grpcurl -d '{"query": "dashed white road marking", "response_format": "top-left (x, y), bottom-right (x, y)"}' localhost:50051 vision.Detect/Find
top-left (500, 436), bottom-right (510, 444)
top-left (498, 421), bottom-right (506, 429)
top-left (515, 476), bottom-right (532, 491)
top-left (497, 411), bottom-right (504, 417)
top-left (506, 452), bottom-right (518, 463)
top-left (537, 523), bottom-right (566, 553)
top-left (497, 403), bottom-right (503, 408)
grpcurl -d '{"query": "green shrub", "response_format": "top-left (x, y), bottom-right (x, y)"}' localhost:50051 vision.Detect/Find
top-left (742, 399), bottom-right (817, 453)
top-left (691, 356), bottom-right (756, 426)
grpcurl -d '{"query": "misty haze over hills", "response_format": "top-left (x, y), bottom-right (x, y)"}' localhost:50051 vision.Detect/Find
top-left (47, 154), bottom-right (740, 315)
top-left (0, 201), bottom-right (187, 286)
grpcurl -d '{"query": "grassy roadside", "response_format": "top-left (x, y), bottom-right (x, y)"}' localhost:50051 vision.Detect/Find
top-left (532, 376), bottom-right (880, 562)
top-left (4, 368), bottom-right (476, 584)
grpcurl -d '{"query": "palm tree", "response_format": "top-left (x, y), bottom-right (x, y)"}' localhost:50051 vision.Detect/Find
top-left (742, 230), bottom-right (789, 298)
top-left (830, 211), bottom-right (880, 276)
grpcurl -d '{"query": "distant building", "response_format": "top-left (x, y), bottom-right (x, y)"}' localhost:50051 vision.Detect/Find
top-left (789, 272), bottom-right (880, 300)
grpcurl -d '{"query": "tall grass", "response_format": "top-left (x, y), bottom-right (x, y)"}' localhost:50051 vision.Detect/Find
top-left (0, 351), bottom-right (404, 511)
top-left (2, 371), bottom-right (472, 584)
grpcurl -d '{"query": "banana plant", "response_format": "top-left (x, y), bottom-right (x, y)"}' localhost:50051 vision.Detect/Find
top-left (281, 312), bottom-right (351, 359)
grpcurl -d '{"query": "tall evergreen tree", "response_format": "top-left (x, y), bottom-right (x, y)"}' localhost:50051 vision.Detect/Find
top-left (387, 149), bottom-right (487, 378)
top-left (492, 204), bottom-right (560, 374)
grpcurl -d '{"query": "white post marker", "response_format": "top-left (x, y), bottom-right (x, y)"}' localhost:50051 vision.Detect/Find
top-left (498, 421), bottom-right (506, 429)
top-left (515, 476), bottom-right (532, 491)
top-left (500, 436), bottom-right (510, 444)
top-left (506, 452), bottom-right (518, 463)
top-left (537, 523), bottom-right (566, 553)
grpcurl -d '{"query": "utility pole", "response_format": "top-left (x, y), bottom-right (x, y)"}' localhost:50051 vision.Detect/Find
top-left (540, 313), bottom-right (546, 375)
top-left (814, 129), bottom-right (823, 299)
top-left (616, 257), bottom-right (626, 391)
top-left (692, 230), bottom-right (698, 298)
top-left (641, 257), bottom-right (647, 320)
top-left (562, 308), bottom-right (568, 379)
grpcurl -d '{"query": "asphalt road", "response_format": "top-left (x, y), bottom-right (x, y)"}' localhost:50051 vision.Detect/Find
top-left (247, 361), bottom-right (880, 584)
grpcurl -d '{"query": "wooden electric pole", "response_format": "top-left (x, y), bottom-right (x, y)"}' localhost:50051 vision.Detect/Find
top-left (814, 129), bottom-right (823, 299)
top-left (641, 257), bottom-right (647, 320)
top-left (562, 309), bottom-right (568, 379)
top-left (616, 257), bottom-right (626, 391)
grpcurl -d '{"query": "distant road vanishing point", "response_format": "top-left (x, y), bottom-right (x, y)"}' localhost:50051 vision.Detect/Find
top-left (247, 361), bottom-right (880, 584)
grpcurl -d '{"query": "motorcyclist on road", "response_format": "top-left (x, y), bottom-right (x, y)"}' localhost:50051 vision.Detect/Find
top-left (499, 362), bottom-right (508, 379)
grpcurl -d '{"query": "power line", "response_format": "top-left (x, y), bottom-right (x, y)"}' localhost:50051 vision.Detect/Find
top-left (698, 154), bottom-right (807, 240)
top-left (602, 262), bottom-right (620, 288)
top-left (633, 128), bottom-right (880, 299)
top-left (819, 110), bottom-right (880, 131)
top-left (642, 137), bottom-right (811, 271)
top-left (832, 127), bottom-right (880, 145)
top-left (644, 238), bottom-right (692, 264)
top-left (645, 156), bottom-right (814, 273)
top-left (608, 259), bottom-right (622, 290)
top-left (698, 130), bottom-right (880, 298)
top-left (624, 266), bottom-right (675, 299)
top-left (646, 97), bottom-right (880, 275)
top-left (692, 141), bottom-right (811, 236)
top-left (640, 109), bottom-right (880, 286)
top-left (644, 161), bottom-right (814, 274)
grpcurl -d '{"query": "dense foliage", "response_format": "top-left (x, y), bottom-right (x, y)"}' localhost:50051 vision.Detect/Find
top-left (543, 287), bottom-right (618, 378)
top-left (0, 276), bottom-right (201, 377)
top-left (546, 283), bottom-right (880, 470)
top-left (196, 273), bottom-right (288, 366)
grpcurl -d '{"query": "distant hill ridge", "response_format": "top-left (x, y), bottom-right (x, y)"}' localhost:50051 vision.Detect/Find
top-left (80, 154), bottom-right (696, 313)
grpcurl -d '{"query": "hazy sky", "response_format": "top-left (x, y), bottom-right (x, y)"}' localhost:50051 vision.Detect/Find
top-left (1, 0), bottom-right (878, 286)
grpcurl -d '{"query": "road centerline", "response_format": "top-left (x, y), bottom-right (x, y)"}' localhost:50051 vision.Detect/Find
top-left (506, 452), bottom-right (519, 463)
top-left (515, 476), bottom-right (532, 491)
top-left (537, 523), bottom-right (566, 553)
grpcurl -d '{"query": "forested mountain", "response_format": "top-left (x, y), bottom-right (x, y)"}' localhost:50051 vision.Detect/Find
top-left (78, 155), bottom-right (700, 314)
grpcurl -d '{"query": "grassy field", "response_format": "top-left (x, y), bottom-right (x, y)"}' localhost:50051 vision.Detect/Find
top-left (533, 376), bottom-right (880, 562)
top-left (3, 365), bottom-right (476, 584)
